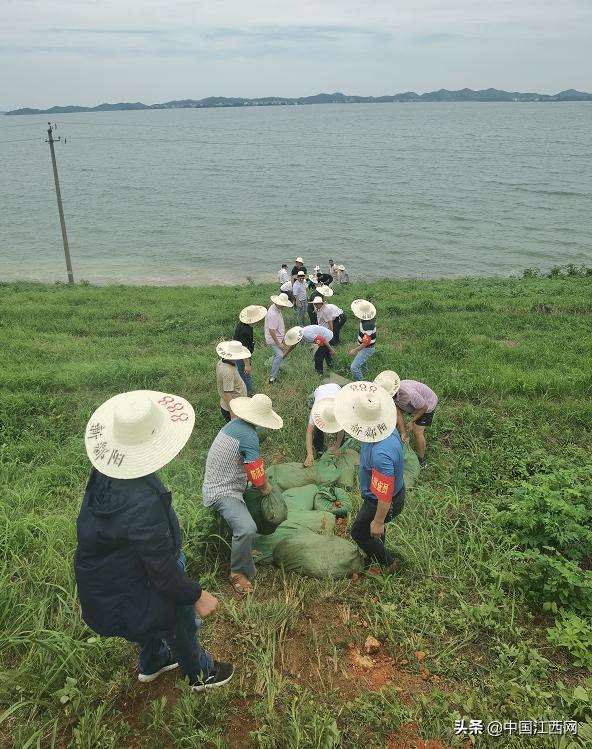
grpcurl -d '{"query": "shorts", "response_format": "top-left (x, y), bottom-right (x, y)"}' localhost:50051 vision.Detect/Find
top-left (415, 410), bottom-right (435, 427)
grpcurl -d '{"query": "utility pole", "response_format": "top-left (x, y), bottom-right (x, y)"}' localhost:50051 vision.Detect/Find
top-left (46, 122), bottom-right (74, 284)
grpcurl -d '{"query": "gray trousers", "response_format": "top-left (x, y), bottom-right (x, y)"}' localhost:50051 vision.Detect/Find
top-left (209, 495), bottom-right (257, 579)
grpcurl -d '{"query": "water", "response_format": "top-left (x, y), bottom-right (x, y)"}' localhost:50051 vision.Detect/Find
top-left (1, 103), bottom-right (590, 285)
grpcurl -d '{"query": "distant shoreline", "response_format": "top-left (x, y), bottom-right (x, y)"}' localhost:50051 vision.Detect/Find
top-left (6, 88), bottom-right (592, 115)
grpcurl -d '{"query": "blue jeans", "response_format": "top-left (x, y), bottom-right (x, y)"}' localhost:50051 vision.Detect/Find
top-left (269, 343), bottom-right (284, 380)
top-left (236, 359), bottom-right (253, 396)
top-left (137, 555), bottom-right (214, 682)
top-left (295, 304), bottom-right (305, 327)
top-left (351, 346), bottom-right (376, 380)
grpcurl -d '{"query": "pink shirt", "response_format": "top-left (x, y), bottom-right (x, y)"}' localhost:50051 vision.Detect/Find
top-left (395, 380), bottom-right (438, 414)
top-left (264, 304), bottom-right (285, 344)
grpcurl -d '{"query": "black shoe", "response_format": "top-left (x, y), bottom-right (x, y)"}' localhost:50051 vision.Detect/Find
top-left (138, 650), bottom-right (178, 683)
top-left (268, 377), bottom-right (276, 384)
top-left (191, 661), bottom-right (234, 692)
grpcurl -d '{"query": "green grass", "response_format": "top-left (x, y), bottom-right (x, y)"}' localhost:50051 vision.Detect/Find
top-left (1, 275), bottom-right (592, 748)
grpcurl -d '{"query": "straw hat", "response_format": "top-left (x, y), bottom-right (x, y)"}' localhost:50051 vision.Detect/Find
top-left (270, 292), bottom-right (294, 308)
top-left (284, 326), bottom-right (304, 346)
top-left (333, 381), bottom-right (397, 443)
top-left (239, 305), bottom-right (267, 324)
top-left (216, 340), bottom-right (251, 360)
top-left (317, 285), bottom-right (334, 297)
top-left (295, 256), bottom-right (304, 263)
top-left (374, 370), bottom-right (401, 397)
top-left (311, 397), bottom-right (341, 434)
top-left (297, 270), bottom-right (305, 276)
top-left (231, 394), bottom-right (283, 430)
top-left (338, 265), bottom-right (346, 270)
top-left (313, 265), bottom-right (321, 271)
top-left (312, 296), bottom-right (325, 305)
top-left (84, 390), bottom-right (195, 479)
top-left (351, 299), bottom-right (376, 320)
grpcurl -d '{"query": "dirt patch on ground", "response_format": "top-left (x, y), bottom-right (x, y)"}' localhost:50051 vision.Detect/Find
top-left (386, 722), bottom-right (457, 749)
top-left (497, 339), bottom-right (519, 347)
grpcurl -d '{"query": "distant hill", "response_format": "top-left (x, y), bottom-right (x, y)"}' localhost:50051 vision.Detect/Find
top-left (6, 88), bottom-right (592, 115)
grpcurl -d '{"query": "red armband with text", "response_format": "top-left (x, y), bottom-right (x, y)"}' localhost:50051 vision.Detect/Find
top-left (370, 469), bottom-right (395, 504)
top-left (246, 457), bottom-right (266, 488)
top-left (361, 334), bottom-right (372, 346)
top-left (314, 335), bottom-right (327, 345)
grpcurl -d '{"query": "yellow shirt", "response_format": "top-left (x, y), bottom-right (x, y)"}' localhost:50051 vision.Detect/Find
top-left (217, 360), bottom-right (247, 411)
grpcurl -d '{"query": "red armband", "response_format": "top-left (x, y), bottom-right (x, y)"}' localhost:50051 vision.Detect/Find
top-left (245, 457), bottom-right (266, 488)
top-left (314, 335), bottom-right (327, 345)
top-left (370, 469), bottom-right (395, 504)
top-left (361, 334), bottom-right (372, 346)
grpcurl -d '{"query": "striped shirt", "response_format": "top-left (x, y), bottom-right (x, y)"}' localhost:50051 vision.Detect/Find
top-left (202, 418), bottom-right (261, 505)
top-left (357, 318), bottom-right (377, 347)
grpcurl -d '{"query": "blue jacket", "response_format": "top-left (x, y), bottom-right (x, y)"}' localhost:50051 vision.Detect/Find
top-left (74, 469), bottom-right (201, 642)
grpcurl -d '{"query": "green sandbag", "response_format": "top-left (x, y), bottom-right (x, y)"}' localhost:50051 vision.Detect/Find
top-left (404, 443), bottom-right (421, 489)
top-left (282, 484), bottom-right (318, 511)
top-left (313, 486), bottom-right (351, 518)
top-left (267, 462), bottom-right (339, 491)
top-left (243, 484), bottom-right (288, 535)
top-left (319, 451), bottom-right (356, 489)
top-left (253, 512), bottom-right (335, 564)
top-left (273, 533), bottom-right (365, 579)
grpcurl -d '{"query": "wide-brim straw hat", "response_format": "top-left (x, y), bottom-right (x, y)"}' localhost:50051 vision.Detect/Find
top-left (84, 390), bottom-right (195, 479)
top-left (231, 394), bottom-right (283, 430)
top-left (216, 340), bottom-right (251, 360)
top-left (295, 256), bottom-right (304, 263)
top-left (351, 299), bottom-right (376, 320)
top-left (313, 265), bottom-right (321, 271)
top-left (317, 285), bottom-right (334, 297)
top-left (284, 326), bottom-right (304, 346)
top-left (312, 296), bottom-right (325, 304)
top-left (270, 293), bottom-right (293, 308)
top-left (240, 305), bottom-right (267, 324)
top-left (333, 381), bottom-right (397, 443)
top-left (374, 370), bottom-right (401, 397)
top-left (311, 397), bottom-right (341, 434)
top-left (338, 265), bottom-right (346, 270)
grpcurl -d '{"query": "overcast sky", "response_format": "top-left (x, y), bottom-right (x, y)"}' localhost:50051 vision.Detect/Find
top-left (1, 0), bottom-right (591, 110)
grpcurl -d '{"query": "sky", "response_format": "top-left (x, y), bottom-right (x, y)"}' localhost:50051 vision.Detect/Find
top-left (1, 0), bottom-right (591, 110)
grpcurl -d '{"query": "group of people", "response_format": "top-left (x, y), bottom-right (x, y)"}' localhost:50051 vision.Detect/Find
top-left (73, 271), bottom-right (438, 695)
top-left (277, 257), bottom-right (349, 288)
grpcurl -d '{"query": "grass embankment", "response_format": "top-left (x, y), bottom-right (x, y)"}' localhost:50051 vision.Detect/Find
top-left (1, 276), bottom-right (592, 749)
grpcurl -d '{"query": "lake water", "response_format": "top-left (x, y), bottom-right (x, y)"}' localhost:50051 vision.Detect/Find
top-left (1, 103), bottom-right (590, 285)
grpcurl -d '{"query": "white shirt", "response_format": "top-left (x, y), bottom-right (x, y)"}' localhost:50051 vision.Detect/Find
top-left (302, 324), bottom-right (334, 343)
top-left (280, 281), bottom-right (292, 293)
top-left (317, 303), bottom-right (343, 327)
top-left (308, 383), bottom-right (341, 425)
top-left (277, 268), bottom-right (290, 283)
top-left (265, 305), bottom-right (285, 344)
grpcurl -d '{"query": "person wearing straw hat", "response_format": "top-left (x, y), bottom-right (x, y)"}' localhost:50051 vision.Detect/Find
top-left (284, 324), bottom-right (335, 376)
top-left (202, 394), bottom-right (283, 594)
top-left (349, 299), bottom-right (377, 381)
top-left (313, 265), bottom-right (333, 287)
top-left (333, 381), bottom-right (405, 574)
top-left (291, 256), bottom-right (307, 280)
top-left (216, 340), bottom-right (251, 423)
top-left (316, 284), bottom-right (334, 299)
top-left (292, 270), bottom-right (307, 327)
top-left (375, 371), bottom-right (438, 464)
top-left (338, 264), bottom-right (350, 285)
top-left (304, 382), bottom-right (345, 466)
top-left (314, 297), bottom-right (347, 345)
top-left (75, 390), bottom-right (233, 691)
top-left (234, 305), bottom-right (267, 397)
top-left (264, 292), bottom-right (293, 384)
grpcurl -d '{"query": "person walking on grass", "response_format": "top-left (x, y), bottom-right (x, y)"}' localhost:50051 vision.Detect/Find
top-left (216, 340), bottom-right (251, 422)
top-left (292, 270), bottom-right (307, 327)
top-left (375, 370), bottom-right (438, 464)
top-left (314, 297), bottom-right (347, 344)
top-left (202, 394), bottom-right (283, 594)
top-left (277, 264), bottom-right (289, 284)
top-left (74, 390), bottom-right (233, 691)
top-left (333, 381), bottom-right (405, 575)
top-left (304, 382), bottom-right (345, 466)
top-left (234, 305), bottom-right (267, 397)
top-left (349, 299), bottom-right (377, 381)
top-left (264, 292), bottom-right (293, 384)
